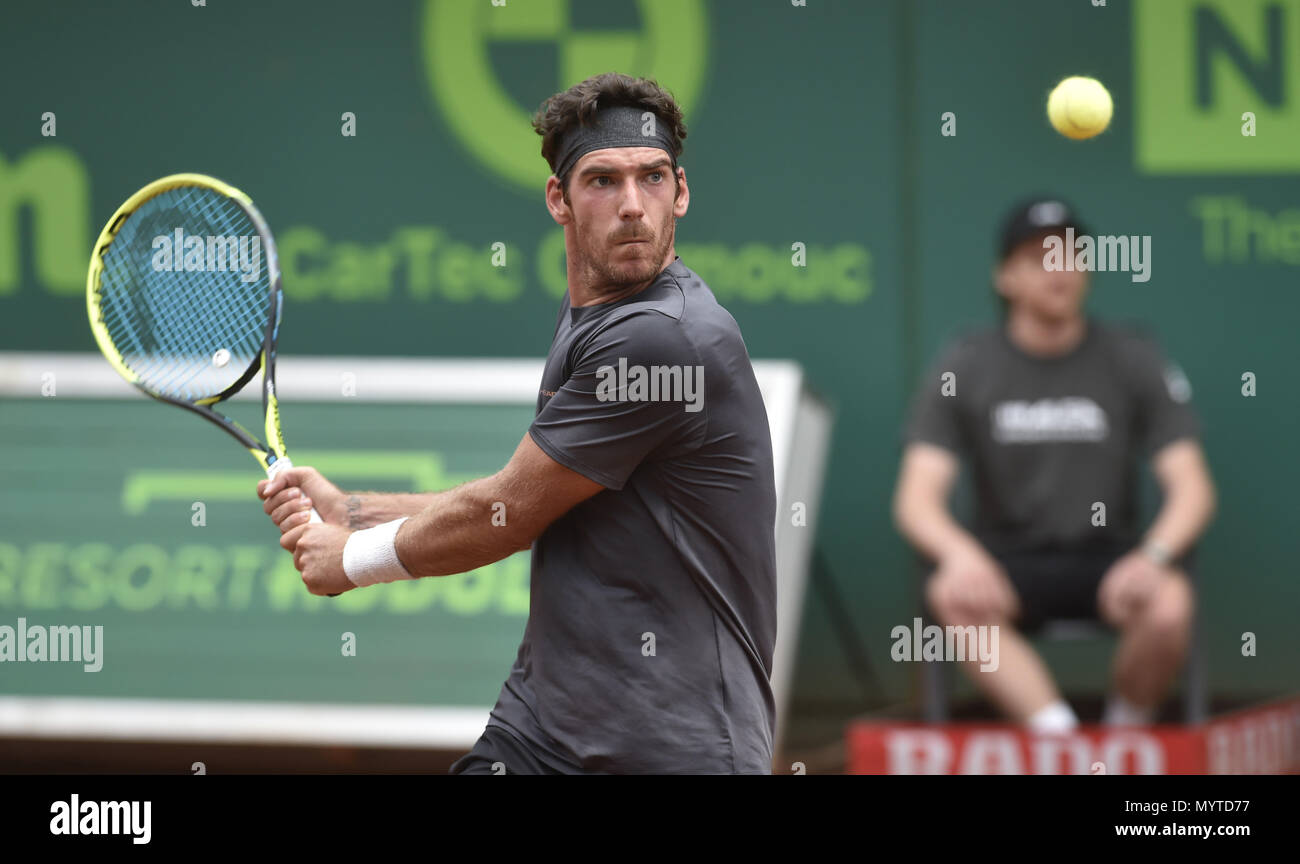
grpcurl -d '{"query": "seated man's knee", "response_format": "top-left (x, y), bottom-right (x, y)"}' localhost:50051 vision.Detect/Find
top-left (925, 571), bottom-right (1015, 627)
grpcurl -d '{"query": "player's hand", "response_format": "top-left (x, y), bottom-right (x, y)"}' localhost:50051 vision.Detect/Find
top-left (281, 522), bottom-right (354, 596)
top-left (1098, 551), bottom-right (1169, 627)
top-left (258, 466), bottom-right (346, 533)
top-left (931, 541), bottom-right (1019, 623)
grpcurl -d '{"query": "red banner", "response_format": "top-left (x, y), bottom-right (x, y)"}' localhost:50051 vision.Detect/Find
top-left (1204, 696), bottom-right (1300, 774)
top-left (846, 695), bottom-right (1300, 774)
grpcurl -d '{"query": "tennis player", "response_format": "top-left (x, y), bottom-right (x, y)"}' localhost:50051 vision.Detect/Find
top-left (258, 73), bottom-right (778, 774)
top-left (893, 198), bottom-right (1217, 731)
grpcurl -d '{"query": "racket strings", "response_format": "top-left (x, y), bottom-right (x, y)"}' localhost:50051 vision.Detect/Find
top-left (96, 186), bottom-right (273, 402)
top-left (100, 196), bottom-right (232, 394)
top-left (109, 190), bottom-right (265, 397)
top-left (123, 193), bottom-right (265, 398)
top-left (99, 190), bottom-right (258, 376)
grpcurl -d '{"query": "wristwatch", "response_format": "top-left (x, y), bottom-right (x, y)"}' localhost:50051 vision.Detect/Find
top-left (1141, 540), bottom-right (1173, 568)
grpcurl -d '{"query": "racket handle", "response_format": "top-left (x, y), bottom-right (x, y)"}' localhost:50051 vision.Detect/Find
top-left (267, 457), bottom-right (322, 519)
top-left (267, 457), bottom-right (334, 595)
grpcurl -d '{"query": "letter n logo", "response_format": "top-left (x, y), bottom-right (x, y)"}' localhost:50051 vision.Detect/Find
top-left (1135, 0), bottom-right (1300, 173)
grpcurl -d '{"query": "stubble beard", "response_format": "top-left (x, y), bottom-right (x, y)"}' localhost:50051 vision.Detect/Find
top-left (574, 210), bottom-right (675, 299)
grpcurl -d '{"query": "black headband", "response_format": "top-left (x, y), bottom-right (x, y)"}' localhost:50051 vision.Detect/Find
top-left (551, 105), bottom-right (678, 184)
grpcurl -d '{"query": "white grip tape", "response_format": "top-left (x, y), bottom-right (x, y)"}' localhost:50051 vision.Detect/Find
top-left (343, 517), bottom-right (413, 587)
top-left (267, 457), bottom-right (322, 523)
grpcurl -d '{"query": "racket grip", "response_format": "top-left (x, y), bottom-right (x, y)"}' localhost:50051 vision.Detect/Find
top-left (268, 458), bottom-right (323, 523)
top-left (267, 457), bottom-right (335, 596)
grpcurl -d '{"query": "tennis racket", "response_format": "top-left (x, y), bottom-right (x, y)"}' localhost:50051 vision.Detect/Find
top-left (86, 173), bottom-right (322, 527)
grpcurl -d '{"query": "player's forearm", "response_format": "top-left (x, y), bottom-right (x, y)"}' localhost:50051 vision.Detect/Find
top-left (339, 492), bottom-right (441, 530)
top-left (1143, 474), bottom-right (1217, 562)
top-left (389, 475), bottom-right (532, 580)
top-left (893, 492), bottom-right (983, 564)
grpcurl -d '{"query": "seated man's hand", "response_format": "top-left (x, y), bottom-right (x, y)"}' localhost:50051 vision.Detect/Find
top-left (257, 466), bottom-right (347, 543)
top-left (931, 542), bottom-right (1020, 624)
top-left (1098, 550), bottom-right (1171, 627)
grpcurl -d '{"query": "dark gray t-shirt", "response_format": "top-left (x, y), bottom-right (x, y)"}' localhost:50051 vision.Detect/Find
top-left (904, 319), bottom-right (1200, 552)
top-left (486, 257), bottom-right (778, 774)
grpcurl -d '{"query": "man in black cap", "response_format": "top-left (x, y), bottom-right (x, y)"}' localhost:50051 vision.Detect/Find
top-left (892, 198), bottom-right (1216, 732)
top-left (258, 73), bottom-right (778, 773)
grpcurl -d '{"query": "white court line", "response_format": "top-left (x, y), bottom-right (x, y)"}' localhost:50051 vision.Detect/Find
top-left (0, 696), bottom-right (489, 749)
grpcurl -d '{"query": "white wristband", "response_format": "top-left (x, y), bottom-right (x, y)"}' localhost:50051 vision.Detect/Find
top-left (343, 518), bottom-right (413, 587)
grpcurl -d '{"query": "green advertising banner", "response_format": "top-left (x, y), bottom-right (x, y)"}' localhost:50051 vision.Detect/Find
top-left (0, 396), bottom-right (534, 707)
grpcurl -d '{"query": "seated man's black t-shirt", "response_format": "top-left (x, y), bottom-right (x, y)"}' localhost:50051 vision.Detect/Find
top-left (903, 319), bottom-right (1201, 554)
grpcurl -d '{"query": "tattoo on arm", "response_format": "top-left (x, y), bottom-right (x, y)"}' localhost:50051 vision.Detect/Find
top-left (346, 495), bottom-right (363, 531)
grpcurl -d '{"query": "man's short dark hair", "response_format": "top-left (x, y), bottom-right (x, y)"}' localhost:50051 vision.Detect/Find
top-left (532, 72), bottom-right (687, 202)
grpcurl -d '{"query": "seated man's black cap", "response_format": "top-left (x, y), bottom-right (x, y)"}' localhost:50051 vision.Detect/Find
top-left (998, 198), bottom-right (1089, 260)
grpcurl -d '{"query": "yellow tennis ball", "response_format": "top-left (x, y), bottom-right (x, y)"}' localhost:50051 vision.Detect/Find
top-left (1047, 76), bottom-right (1112, 140)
